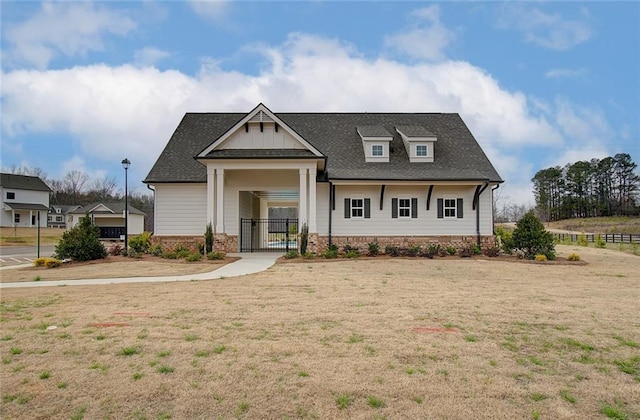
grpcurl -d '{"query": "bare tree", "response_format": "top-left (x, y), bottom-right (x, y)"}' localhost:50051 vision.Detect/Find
top-left (62, 170), bottom-right (90, 204)
top-left (87, 175), bottom-right (119, 202)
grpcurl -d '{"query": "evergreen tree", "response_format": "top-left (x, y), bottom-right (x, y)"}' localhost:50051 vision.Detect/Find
top-left (55, 215), bottom-right (107, 261)
top-left (511, 211), bottom-right (555, 260)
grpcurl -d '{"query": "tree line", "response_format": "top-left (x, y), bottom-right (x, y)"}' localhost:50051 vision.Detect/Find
top-left (4, 165), bottom-right (154, 231)
top-left (532, 153), bottom-right (640, 222)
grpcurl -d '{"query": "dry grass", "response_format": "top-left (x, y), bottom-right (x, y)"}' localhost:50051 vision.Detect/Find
top-left (0, 227), bottom-right (65, 246)
top-left (1, 245), bottom-right (638, 419)
top-left (1, 256), bottom-right (231, 283)
top-left (545, 216), bottom-right (640, 234)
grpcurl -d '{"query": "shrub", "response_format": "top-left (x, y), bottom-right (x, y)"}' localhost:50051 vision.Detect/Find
top-left (422, 245), bottom-right (439, 259)
top-left (34, 258), bottom-right (62, 268)
top-left (495, 226), bottom-right (514, 254)
top-left (33, 258), bottom-right (47, 267)
top-left (162, 251), bottom-right (178, 260)
top-left (302, 252), bottom-right (315, 259)
top-left (483, 246), bottom-right (501, 257)
top-left (150, 244), bottom-right (163, 256)
top-left (204, 222), bottom-right (213, 254)
top-left (207, 251), bottom-right (225, 260)
top-left (511, 211), bottom-right (556, 260)
top-left (407, 245), bottom-right (421, 257)
top-left (385, 246), bottom-right (400, 257)
top-left (284, 250), bottom-right (299, 259)
top-left (342, 244), bottom-right (359, 254)
top-left (472, 244), bottom-right (482, 255)
top-left (185, 252), bottom-right (202, 262)
top-left (344, 250), bottom-right (359, 258)
top-left (300, 223), bottom-right (309, 255)
top-left (55, 215), bottom-right (106, 262)
top-left (367, 242), bottom-right (379, 256)
top-left (173, 244), bottom-right (191, 259)
top-left (128, 232), bottom-right (152, 254)
top-left (107, 243), bottom-right (122, 256)
top-left (446, 246), bottom-right (457, 256)
top-left (321, 247), bottom-right (338, 259)
top-left (567, 253), bottom-right (581, 261)
top-left (595, 234), bottom-right (606, 249)
top-left (577, 232), bottom-right (589, 247)
top-left (459, 247), bottom-right (473, 258)
top-left (534, 254), bottom-right (548, 262)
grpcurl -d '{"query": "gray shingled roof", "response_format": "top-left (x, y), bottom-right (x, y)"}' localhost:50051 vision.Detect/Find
top-left (144, 112), bottom-right (503, 183)
top-left (396, 125), bottom-right (436, 137)
top-left (0, 173), bottom-right (52, 192)
top-left (357, 125), bottom-right (393, 137)
top-left (71, 202), bottom-right (145, 216)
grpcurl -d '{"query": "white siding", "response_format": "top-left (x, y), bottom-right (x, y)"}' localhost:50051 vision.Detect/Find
top-left (333, 184), bottom-right (493, 236)
top-left (1, 187), bottom-right (50, 227)
top-left (316, 183), bottom-right (330, 235)
top-left (221, 124), bottom-right (305, 150)
top-left (154, 184), bottom-right (207, 235)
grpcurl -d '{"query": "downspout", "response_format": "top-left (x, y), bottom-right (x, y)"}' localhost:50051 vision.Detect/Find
top-left (146, 184), bottom-right (156, 234)
top-left (491, 184), bottom-right (500, 235)
top-left (328, 181), bottom-right (333, 246)
top-left (476, 181), bottom-right (490, 247)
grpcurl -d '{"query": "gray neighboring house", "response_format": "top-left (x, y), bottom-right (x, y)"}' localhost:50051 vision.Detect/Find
top-left (48, 205), bottom-right (81, 229)
top-left (0, 173), bottom-right (51, 228)
top-left (68, 202), bottom-right (146, 240)
top-left (144, 103), bottom-right (503, 253)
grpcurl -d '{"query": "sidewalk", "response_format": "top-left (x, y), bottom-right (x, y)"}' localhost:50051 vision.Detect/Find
top-left (0, 253), bottom-right (280, 289)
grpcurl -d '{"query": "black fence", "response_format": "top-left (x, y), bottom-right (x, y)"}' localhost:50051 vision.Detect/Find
top-left (553, 232), bottom-right (640, 244)
top-left (99, 227), bottom-right (125, 240)
top-left (240, 218), bottom-right (298, 252)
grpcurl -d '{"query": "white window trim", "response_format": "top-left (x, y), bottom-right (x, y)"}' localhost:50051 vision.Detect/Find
top-left (398, 198), bottom-right (412, 219)
top-left (444, 198), bottom-right (457, 219)
top-left (371, 144), bottom-right (384, 157)
top-left (351, 198), bottom-right (365, 219)
top-left (416, 144), bottom-right (428, 157)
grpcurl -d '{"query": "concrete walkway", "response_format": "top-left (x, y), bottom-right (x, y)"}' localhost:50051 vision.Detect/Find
top-left (0, 253), bottom-right (281, 289)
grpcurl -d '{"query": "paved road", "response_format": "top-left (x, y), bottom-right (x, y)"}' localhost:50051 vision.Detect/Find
top-left (0, 245), bottom-right (56, 266)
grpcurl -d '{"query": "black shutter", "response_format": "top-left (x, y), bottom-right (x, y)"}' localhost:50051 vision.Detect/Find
top-left (457, 198), bottom-right (464, 218)
top-left (364, 198), bottom-right (371, 219)
top-left (344, 198), bottom-right (351, 219)
top-left (437, 199), bottom-right (444, 218)
top-left (392, 198), bottom-right (398, 218)
top-left (411, 198), bottom-right (418, 218)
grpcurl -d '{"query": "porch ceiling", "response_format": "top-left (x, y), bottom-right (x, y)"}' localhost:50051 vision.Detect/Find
top-left (252, 190), bottom-right (298, 202)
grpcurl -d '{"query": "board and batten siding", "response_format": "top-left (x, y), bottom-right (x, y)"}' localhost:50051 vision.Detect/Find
top-left (154, 184), bottom-right (206, 235)
top-left (220, 125), bottom-right (305, 150)
top-left (333, 184), bottom-right (494, 236)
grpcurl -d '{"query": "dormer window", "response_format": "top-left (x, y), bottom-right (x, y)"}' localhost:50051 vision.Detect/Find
top-left (396, 126), bottom-right (437, 163)
top-left (357, 126), bottom-right (393, 163)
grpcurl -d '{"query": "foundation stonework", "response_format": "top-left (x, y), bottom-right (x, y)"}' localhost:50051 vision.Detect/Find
top-left (150, 236), bottom-right (203, 253)
top-left (314, 235), bottom-right (496, 254)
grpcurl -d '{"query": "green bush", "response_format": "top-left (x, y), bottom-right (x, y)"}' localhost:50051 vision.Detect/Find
top-left (150, 244), bottom-right (163, 256)
top-left (385, 245), bottom-right (400, 257)
top-left (128, 232), bottom-right (152, 254)
top-left (595, 234), bottom-right (606, 249)
top-left (185, 252), bottom-right (202, 262)
top-left (321, 248), bottom-right (338, 259)
top-left (577, 232), bottom-right (589, 247)
top-left (445, 246), bottom-right (457, 256)
top-left (204, 222), bottom-right (213, 254)
top-left (407, 245), bottom-right (421, 257)
top-left (302, 252), bottom-right (315, 259)
top-left (207, 251), bottom-right (225, 260)
top-left (422, 244), bottom-right (439, 259)
top-left (472, 244), bottom-right (482, 255)
top-left (495, 226), bottom-right (513, 254)
top-left (284, 250), bottom-right (299, 259)
top-left (55, 215), bottom-right (106, 262)
top-left (459, 247), bottom-right (473, 258)
top-left (173, 244), bottom-right (191, 259)
top-left (511, 211), bottom-right (556, 260)
top-left (367, 242), bottom-right (379, 256)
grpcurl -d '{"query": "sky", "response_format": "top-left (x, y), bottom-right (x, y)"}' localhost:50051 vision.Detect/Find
top-left (1, 1), bottom-right (639, 206)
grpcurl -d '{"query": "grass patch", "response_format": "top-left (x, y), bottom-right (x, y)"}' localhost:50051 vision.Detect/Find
top-left (600, 401), bottom-right (630, 419)
top-left (563, 338), bottom-right (595, 351)
top-left (530, 393), bottom-right (547, 401)
top-left (560, 389), bottom-right (577, 404)
top-left (213, 345), bottom-right (226, 354)
top-left (118, 346), bottom-right (140, 356)
top-left (335, 392), bottom-right (354, 409)
top-left (156, 365), bottom-right (174, 374)
top-left (39, 370), bottom-right (51, 379)
top-left (367, 396), bottom-right (385, 408)
top-left (613, 335), bottom-right (639, 348)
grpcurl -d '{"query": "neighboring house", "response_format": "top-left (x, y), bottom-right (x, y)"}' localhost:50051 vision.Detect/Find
top-left (0, 173), bottom-right (51, 228)
top-left (68, 202), bottom-right (145, 240)
top-left (144, 103), bottom-right (503, 253)
top-left (48, 205), bottom-right (80, 229)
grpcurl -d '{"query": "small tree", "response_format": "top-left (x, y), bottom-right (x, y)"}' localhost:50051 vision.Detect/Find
top-left (299, 223), bottom-right (309, 255)
top-left (55, 215), bottom-right (107, 261)
top-left (205, 222), bottom-right (213, 254)
top-left (511, 210), bottom-right (555, 260)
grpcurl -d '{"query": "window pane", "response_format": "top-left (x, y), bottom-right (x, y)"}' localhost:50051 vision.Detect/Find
top-left (351, 199), bottom-right (364, 218)
top-left (372, 145), bottom-right (383, 156)
top-left (416, 145), bottom-right (427, 156)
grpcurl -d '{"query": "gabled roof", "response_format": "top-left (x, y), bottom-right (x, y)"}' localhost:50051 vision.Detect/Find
top-left (144, 109), bottom-right (503, 183)
top-left (0, 173), bottom-right (52, 192)
top-left (70, 202), bottom-right (145, 216)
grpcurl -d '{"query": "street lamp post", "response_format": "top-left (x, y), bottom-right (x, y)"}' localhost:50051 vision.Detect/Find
top-left (121, 158), bottom-right (131, 253)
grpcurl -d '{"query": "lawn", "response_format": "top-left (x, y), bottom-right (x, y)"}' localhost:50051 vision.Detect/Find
top-left (0, 245), bottom-right (638, 419)
top-left (0, 227), bottom-right (65, 246)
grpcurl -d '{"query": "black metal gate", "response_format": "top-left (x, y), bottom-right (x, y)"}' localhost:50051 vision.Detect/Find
top-left (240, 218), bottom-right (298, 252)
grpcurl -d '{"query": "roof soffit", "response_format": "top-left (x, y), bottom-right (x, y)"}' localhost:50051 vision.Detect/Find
top-left (197, 103), bottom-right (325, 158)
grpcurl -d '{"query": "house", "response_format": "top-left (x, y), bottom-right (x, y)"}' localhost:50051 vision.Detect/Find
top-left (0, 173), bottom-right (51, 228)
top-left (68, 202), bottom-right (145, 240)
top-left (48, 205), bottom-right (81, 229)
top-left (144, 103), bottom-right (503, 253)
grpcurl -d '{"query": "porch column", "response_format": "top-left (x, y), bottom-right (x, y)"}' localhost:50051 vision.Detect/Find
top-left (206, 168), bottom-right (215, 226)
top-left (216, 168), bottom-right (225, 233)
top-left (299, 168), bottom-right (307, 229)
top-left (308, 168), bottom-right (316, 232)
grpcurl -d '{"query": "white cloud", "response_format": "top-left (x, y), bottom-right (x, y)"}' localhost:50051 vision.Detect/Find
top-left (188, 0), bottom-right (230, 21)
top-left (544, 68), bottom-right (588, 79)
top-left (3, 1), bottom-right (136, 69)
top-left (133, 47), bottom-right (171, 67)
top-left (384, 5), bottom-right (456, 61)
top-left (2, 33), bottom-right (618, 206)
top-left (496, 4), bottom-right (591, 50)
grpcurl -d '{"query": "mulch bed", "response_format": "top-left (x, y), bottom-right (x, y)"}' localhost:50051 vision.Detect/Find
top-left (277, 254), bottom-right (587, 265)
